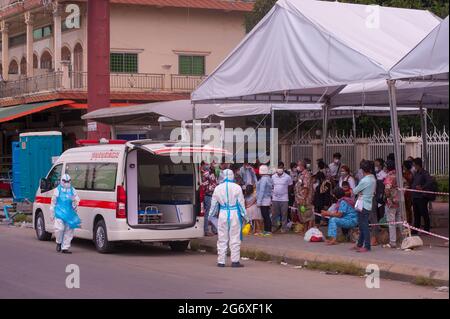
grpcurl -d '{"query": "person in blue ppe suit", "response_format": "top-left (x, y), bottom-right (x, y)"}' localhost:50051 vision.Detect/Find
top-left (322, 187), bottom-right (358, 245)
top-left (50, 174), bottom-right (81, 254)
top-left (209, 169), bottom-right (249, 267)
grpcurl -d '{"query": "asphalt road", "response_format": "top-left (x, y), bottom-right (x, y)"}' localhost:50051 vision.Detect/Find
top-left (0, 225), bottom-right (447, 299)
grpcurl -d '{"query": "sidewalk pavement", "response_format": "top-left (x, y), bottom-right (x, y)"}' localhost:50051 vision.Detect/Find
top-left (195, 202), bottom-right (449, 285)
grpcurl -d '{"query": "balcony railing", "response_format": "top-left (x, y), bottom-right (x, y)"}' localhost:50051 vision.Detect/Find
top-left (110, 73), bottom-right (165, 91)
top-left (69, 72), bottom-right (165, 91)
top-left (170, 74), bottom-right (207, 92)
top-left (0, 71), bottom-right (208, 100)
top-left (0, 72), bottom-right (63, 98)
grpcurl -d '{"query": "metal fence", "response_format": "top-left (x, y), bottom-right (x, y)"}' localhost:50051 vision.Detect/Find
top-left (368, 131), bottom-right (407, 164)
top-left (171, 74), bottom-right (206, 91)
top-left (110, 73), bottom-right (164, 91)
top-left (325, 134), bottom-right (356, 171)
top-left (425, 130), bottom-right (449, 176)
top-left (0, 72), bottom-right (63, 98)
top-left (290, 136), bottom-right (313, 166)
top-left (290, 130), bottom-right (449, 176)
top-left (69, 72), bottom-right (165, 91)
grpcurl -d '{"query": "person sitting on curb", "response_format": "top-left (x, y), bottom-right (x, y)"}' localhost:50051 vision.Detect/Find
top-left (322, 187), bottom-right (357, 245)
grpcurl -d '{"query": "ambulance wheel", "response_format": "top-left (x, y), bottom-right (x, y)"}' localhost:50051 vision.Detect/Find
top-left (35, 211), bottom-right (52, 241)
top-left (169, 240), bottom-right (189, 252)
top-left (94, 219), bottom-right (114, 253)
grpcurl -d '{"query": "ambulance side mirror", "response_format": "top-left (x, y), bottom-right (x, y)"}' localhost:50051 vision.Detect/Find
top-left (40, 178), bottom-right (50, 193)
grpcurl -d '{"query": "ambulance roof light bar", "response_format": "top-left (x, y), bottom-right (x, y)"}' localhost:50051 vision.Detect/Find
top-left (76, 139), bottom-right (127, 146)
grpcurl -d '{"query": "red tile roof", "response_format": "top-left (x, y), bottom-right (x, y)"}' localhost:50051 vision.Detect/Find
top-left (109, 0), bottom-right (254, 12)
top-left (1, 0), bottom-right (253, 20)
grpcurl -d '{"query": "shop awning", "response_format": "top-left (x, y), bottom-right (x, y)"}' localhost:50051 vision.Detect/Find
top-left (0, 100), bottom-right (75, 123)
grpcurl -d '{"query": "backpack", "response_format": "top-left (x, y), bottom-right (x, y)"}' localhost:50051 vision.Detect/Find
top-left (424, 175), bottom-right (438, 201)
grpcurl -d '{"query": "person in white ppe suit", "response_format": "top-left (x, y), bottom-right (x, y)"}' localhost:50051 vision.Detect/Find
top-left (209, 169), bottom-right (249, 267)
top-left (50, 174), bottom-right (81, 254)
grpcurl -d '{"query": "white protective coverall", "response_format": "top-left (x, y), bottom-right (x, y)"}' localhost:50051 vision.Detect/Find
top-left (50, 175), bottom-right (80, 250)
top-left (209, 169), bottom-right (248, 265)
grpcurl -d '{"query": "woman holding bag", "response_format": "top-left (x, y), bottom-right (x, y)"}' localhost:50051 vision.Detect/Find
top-left (352, 161), bottom-right (377, 253)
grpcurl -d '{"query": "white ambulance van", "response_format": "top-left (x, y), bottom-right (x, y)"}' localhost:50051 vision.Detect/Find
top-left (33, 139), bottom-right (226, 253)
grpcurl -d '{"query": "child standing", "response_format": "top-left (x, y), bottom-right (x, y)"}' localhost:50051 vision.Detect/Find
top-left (245, 185), bottom-right (263, 235)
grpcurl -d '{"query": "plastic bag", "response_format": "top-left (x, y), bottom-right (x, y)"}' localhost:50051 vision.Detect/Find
top-left (304, 227), bottom-right (324, 242)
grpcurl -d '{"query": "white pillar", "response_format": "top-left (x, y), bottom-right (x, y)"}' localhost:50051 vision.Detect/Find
top-left (25, 12), bottom-right (34, 77)
top-left (355, 138), bottom-right (369, 172)
top-left (311, 139), bottom-right (323, 169)
top-left (404, 136), bottom-right (421, 159)
top-left (1, 21), bottom-right (9, 81)
top-left (61, 60), bottom-right (70, 89)
top-left (53, 2), bottom-right (62, 71)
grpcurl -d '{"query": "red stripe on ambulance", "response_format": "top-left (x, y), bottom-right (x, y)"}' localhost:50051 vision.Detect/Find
top-left (35, 196), bottom-right (117, 210)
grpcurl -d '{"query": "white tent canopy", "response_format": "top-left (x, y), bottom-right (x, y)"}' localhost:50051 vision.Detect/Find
top-left (330, 79), bottom-right (448, 108)
top-left (391, 16), bottom-right (449, 80)
top-left (82, 100), bottom-right (420, 124)
top-left (192, 0), bottom-right (441, 104)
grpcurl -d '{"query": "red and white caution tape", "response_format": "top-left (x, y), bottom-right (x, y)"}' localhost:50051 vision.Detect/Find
top-left (289, 206), bottom-right (449, 241)
top-left (400, 188), bottom-right (449, 196)
top-left (402, 222), bottom-right (449, 241)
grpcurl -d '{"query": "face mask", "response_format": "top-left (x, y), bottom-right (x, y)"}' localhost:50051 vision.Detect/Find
top-left (306, 164), bottom-right (311, 169)
top-left (61, 181), bottom-right (71, 189)
top-left (375, 167), bottom-right (380, 173)
top-left (203, 165), bottom-right (210, 171)
top-left (340, 171), bottom-right (347, 177)
top-left (313, 182), bottom-right (319, 189)
top-left (411, 167), bottom-right (417, 173)
top-left (334, 159), bottom-right (340, 164)
top-left (276, 169), bottom-right (284, 175)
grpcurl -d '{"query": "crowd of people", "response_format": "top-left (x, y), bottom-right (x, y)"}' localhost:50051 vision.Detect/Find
top-left (200, 152), bottom-right (436, 253)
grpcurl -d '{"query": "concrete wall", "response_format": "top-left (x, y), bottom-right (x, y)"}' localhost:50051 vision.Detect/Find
top-left (109, 5), bottom-right (246, 75)
top-left (2, 4), bottom-right (246, 76)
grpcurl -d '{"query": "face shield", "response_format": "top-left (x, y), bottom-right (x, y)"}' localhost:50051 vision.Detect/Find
top-left (60, 174), bottom-right (72, 189)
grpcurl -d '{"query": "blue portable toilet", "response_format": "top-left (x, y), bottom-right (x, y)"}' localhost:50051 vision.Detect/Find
top-left (14, 131), bottom-right (63, 202)
top-left (11, 141), bottom-right (21, 200)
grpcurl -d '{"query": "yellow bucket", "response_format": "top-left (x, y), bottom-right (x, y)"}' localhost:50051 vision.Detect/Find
top-left (242, 223), bottom-right (251, 236)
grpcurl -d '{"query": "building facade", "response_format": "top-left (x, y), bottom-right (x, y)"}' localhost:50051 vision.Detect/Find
top-left (0, 0), bottom-right (253, 174)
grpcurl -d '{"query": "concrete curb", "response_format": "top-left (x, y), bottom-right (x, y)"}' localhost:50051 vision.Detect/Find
top-left (192, 239), bottom-right (449, 286)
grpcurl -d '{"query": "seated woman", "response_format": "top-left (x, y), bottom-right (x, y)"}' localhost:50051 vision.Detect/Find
top-left (321, 187), bottom-right (358, 245)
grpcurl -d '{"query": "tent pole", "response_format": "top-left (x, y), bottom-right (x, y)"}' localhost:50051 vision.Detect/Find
top-left (322, 102), bottom-right (329, 161)
top-left (271, 106), bottom-right (275, 131)
top-left (352, 111), bottom-right (357, 138)
top-left (387, 80), bottom-right (409, 235)
top-left (419, 104), bottom-right (428, 170)
top-left (110, 124), bottom-right (116, 139)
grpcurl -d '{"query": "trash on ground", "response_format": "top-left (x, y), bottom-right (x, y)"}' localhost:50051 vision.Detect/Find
top-left (241, 257), bottom-right (249, 261)
top-left (199, 249), bottom-right (207, 253)
top-left (293, 266), bottom-right (303, 269)
top-left (436, 286), bottom-right (448, 292)
top-left (280, 262), bottom-right (288, 266)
